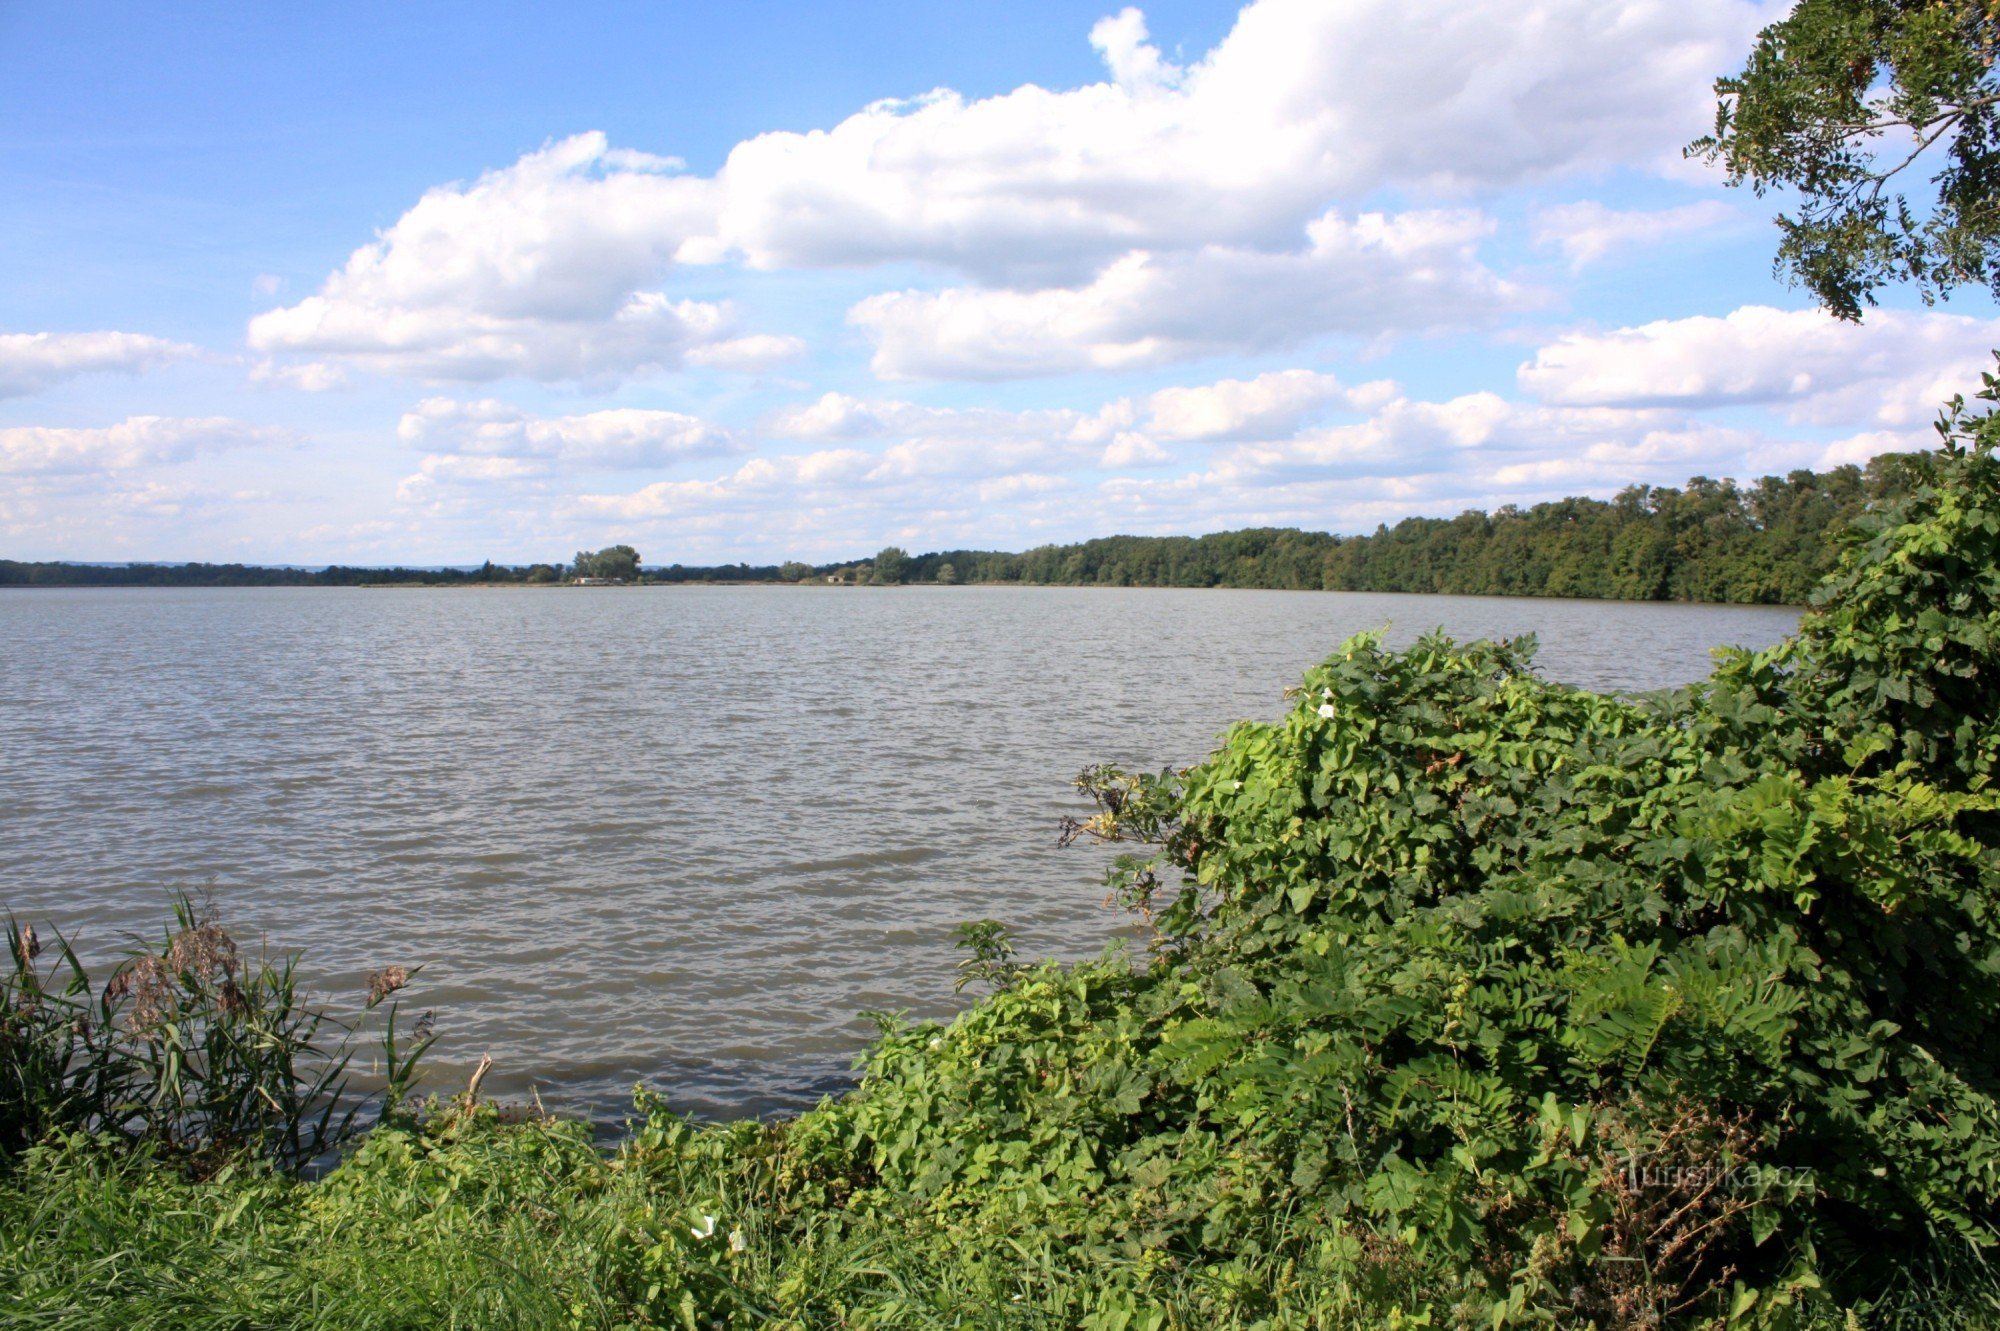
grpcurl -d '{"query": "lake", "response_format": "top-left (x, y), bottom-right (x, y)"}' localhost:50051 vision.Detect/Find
top-left (0, 585), bottom-right (1798, 1119)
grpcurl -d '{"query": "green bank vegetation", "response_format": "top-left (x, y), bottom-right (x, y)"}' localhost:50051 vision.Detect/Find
top-left (10, 10), bottom-right (2000, 1321)
top-left (0, 455), bottom-right (1923, 605)
top-left (5, 377), bottom-right (2000, 1326)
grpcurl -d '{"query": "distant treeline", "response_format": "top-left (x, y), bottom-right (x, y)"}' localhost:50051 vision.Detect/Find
top-left (1, 455), bottom-right (1928, 604)
top-left (872, 455), bottom-right (1926, 605)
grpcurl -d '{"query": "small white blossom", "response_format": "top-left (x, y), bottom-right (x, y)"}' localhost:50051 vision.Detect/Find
top-left (1321, 687), bottom-right (1333, 699)
top-left (1317, 703), bottom-right (1336, 719)
top-left (691, 1213), bottom-right (717, 1239)
top-left (729, 1228), bottom-right (748, 1253)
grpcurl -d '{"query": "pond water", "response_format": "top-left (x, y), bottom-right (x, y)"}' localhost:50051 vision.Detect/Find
top-left (0, 585), bottom-right (1798, 1119)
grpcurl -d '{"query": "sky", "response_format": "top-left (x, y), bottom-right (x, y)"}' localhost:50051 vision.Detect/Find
top-left (3, 0), bottom-right (1995, 566)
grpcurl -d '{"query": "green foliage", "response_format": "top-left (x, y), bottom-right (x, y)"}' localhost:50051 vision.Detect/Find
top-left (6, 397), bottom-right (2000, 1323)
top-left (573, 544), bottom-right (642, 582)
top-left (950, 920), bottom-right (1024, 993)
top-left (871, 546), bottom-right (911, 585)
top-left (889, 460), bottom-right (1908, 603)
top-left (1694, 0), bottom-right (2000, 318)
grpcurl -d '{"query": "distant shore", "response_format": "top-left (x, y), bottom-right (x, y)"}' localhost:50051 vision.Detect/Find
top-left (0, 454), bottom-right (1916, 606)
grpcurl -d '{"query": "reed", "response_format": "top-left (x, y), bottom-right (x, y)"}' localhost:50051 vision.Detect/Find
top-left (1, 892), bottom-right (430, 1173)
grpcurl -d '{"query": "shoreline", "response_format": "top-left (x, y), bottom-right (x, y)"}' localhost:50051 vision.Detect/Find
top-left (0, 580), bottom-right (1811, 610)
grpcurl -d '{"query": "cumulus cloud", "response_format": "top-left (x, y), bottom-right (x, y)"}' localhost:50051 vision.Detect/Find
top-left (852, 210), bottom-right (1522, 379)
top-left (249, 359), bottom-right (351, 392)
top-left (683, 334), bottom-right (808, 371)
top-left (701, 0), bottom-right (1775, 284)
top-left (1090, 7), bottom-right (1184, 91)
top-left (765, 391), bottom-right (1126, 445)
top-left (397, 397), bottom-right (740, 469)
top-left (1531, 200), bottom-right (1739, 269)
top-left (1142, 369), bottom-right (1366, 441)
top-left (247, 134), bottom-right (736, 383)
top-left (0, 416), bottom-right (291, 475)
top-left (251, 0), bottom-right (1774, 385)
top-left (0, 331), bottom-right (198, 399)
top-left (761, 369), bottom-right (1375, 465)
top-left (570, 347), bottom-right (1931, 562)
top-left (1518, 305), bottom-right (2000, 427)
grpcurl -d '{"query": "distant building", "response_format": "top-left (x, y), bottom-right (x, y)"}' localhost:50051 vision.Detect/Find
top-left (573, 576), bottom-right (623, 586)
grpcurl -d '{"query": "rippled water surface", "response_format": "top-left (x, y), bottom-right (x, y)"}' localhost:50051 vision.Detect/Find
top-left (1, 586), bottom-right (1798, 1117)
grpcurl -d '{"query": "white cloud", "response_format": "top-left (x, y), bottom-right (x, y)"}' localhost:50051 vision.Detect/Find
top-left (683, 334), bottom-right (808, 371)
top-left (0, 331), bottom-right (198, 399)
top-left (1090, 8), bottom-right (1184, 92)
top-left (1518, 305), bottom-right (2000, 427)
top-left (1142, 369), bottom-right (1357, 441)
top-left (1531, 200), bottom-right (1739, 269)
top-left (0, 416), bottom-right (291, 475)
top-left (248, 134), bottom-right (734, 383)
top-left (765, 390), bottom-right (1126, 445)
top-left (397, 397), bottom-right (739, 468)
top-left (250, 0), bottom-right (1773, 386)
top-left (249, 359), bottom-right (351, 392)
top-left (701, 0), bottom-right (1774, 285)
top-left (556, 355), bottom-right (1938, 563)
top-left (758, 371), bottom-right (1392, 483)
top-left (852, 210), bottom-right (1522, 379)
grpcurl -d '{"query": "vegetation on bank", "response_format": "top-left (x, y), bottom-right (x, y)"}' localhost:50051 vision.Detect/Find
top-left (4, 381), bottom-right (1999, 1326)
top-left (1, 454), bottom-right (1919, 605)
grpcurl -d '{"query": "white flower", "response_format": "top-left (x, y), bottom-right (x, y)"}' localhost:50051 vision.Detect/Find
top-left (1321, 687), bottom-right (1334, 699)
top-left (929, 1036), bottom-right (943, 1048)
top-left (728, 1228), bottom-right (748, 1253)
top-left (1317, 703), bottom-right (1336, 719)
top-left (691, 1213), bottom-right (717, 1239)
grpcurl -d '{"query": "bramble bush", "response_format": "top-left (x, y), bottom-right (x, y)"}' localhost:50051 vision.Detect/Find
top-left (752, 373), bottom-right (2000, 1325)
top-left (4, 379), bottom-right (2000, 1326)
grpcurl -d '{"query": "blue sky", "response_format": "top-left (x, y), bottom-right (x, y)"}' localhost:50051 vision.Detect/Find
top-left (4, 0), bottom-right (1995, 565)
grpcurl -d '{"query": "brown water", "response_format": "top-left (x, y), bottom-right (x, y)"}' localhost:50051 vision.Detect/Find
top-left (0, 585), bottom-right (1797, 1119)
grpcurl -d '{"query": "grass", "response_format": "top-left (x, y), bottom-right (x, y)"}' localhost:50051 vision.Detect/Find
top-left (0, 1108), bottom-right (1433, 1331)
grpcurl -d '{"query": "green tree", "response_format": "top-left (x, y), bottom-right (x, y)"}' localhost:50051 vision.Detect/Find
top-left (871, 546), bottom-right (910, 585)
top-left (778, 560), bottom-right (813, 583)
top-left (572, 545), bottom-right (641, 581)
top-left (935, 561), bottom-right (958, 584)
top-left (1695, 0), bottom-right (2000, 317)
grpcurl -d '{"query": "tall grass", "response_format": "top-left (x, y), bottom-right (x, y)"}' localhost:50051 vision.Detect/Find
top-left (1, 893), bottom-right (429, 1172)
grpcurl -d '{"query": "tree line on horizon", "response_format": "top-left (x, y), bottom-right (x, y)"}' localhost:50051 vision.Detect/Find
top-left (0, 453), bottom-right (1927, 604)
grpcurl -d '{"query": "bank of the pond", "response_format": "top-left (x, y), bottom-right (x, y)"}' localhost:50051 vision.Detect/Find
top-left (5, 431), bottom-right (1999, 1327)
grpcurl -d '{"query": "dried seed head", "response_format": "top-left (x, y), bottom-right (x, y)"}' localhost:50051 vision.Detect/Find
top-left (217, 979), bottom-right (247, 1018)
top-left (166, 922), bottom-right (237, 984)
top-left (19, 923), bottom-right (39, 962)
top-left (121, 956), bottom-right (174, 1031)
top-left (367, 966), bottom-right (410, 1004)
